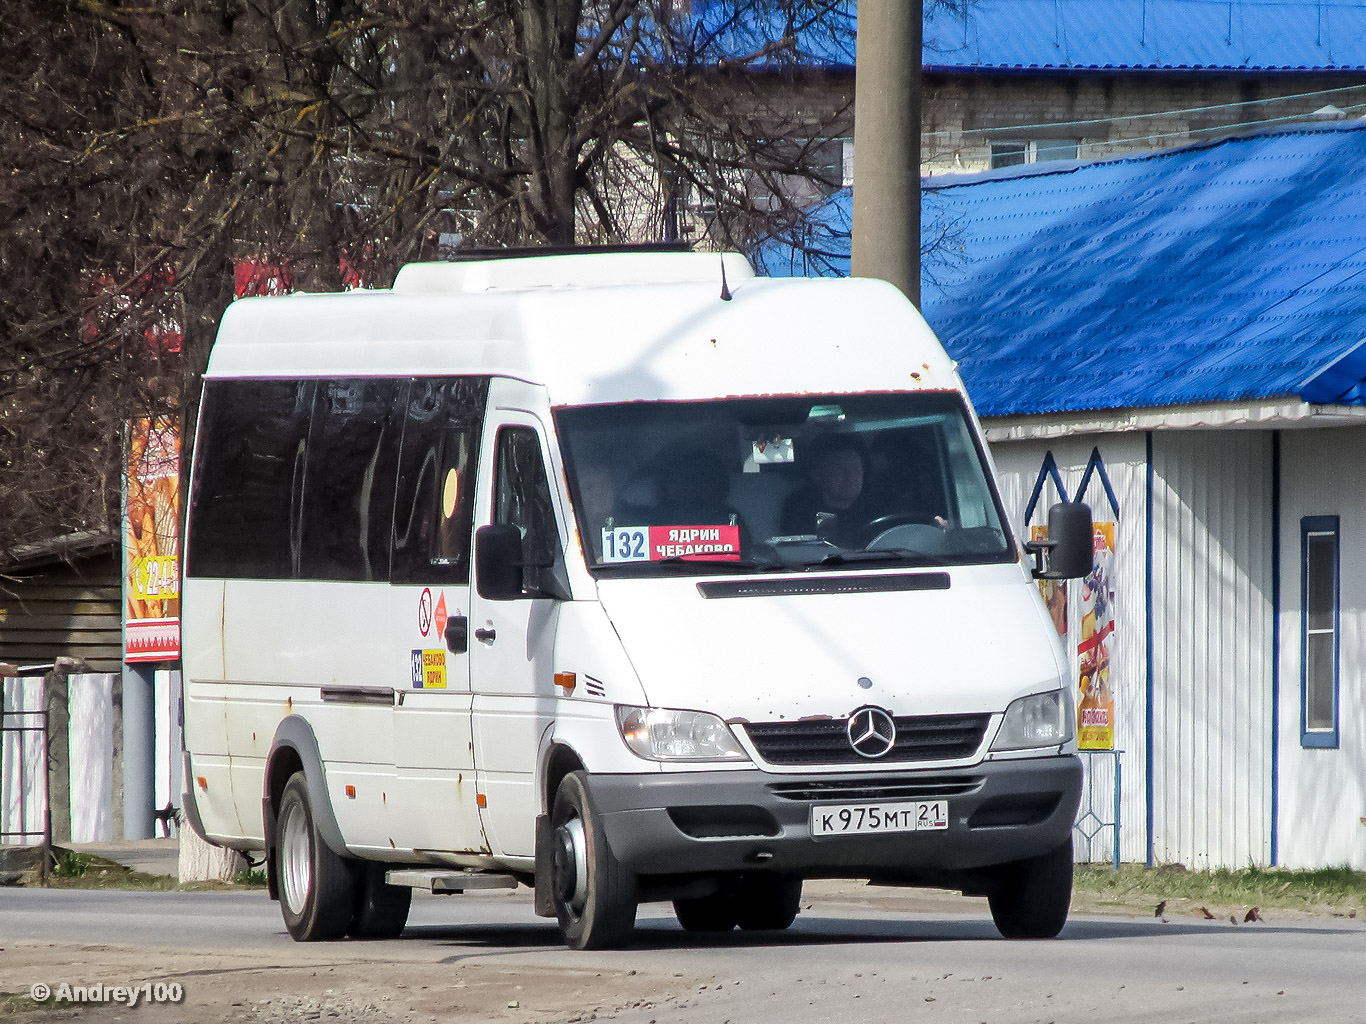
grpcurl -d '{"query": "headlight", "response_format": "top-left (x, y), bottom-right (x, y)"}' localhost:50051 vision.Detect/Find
top-left (990, 689), bottom-right (1075, 751)
top-left (615, 706), bottom-right (749, 762)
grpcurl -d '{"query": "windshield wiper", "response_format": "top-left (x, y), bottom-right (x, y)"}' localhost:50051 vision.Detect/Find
top-left (655, 556), bottom-right (766, 571)
top-left (591, 557), bottom-right (769, 573)
top-left (803, 548), bottom-right (937, 568)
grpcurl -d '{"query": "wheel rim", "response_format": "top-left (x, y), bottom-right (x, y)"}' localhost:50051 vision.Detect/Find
top-left (553, 815), bottom-right (588, 914)
top-left (279, 799), bottom-right (312, 915)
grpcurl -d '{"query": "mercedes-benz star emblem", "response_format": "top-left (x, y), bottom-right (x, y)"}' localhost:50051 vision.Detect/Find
top-left (846, 707), bottom-right (896, 759)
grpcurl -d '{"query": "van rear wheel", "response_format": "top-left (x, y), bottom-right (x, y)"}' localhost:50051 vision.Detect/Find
top-left (550, 772), bottom-right (637, 950)
top-left (276, 773), bottom-right (355, 941)
top-left (987, 836), bottom-right (1073, 939)
top-left (348, 862), bottom-right (412, 939)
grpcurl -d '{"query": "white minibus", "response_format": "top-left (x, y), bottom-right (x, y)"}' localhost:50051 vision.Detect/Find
top-left (181, 249), bottom-right (1092, 949)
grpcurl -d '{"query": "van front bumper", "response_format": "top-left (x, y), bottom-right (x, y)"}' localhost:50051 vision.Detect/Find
top-left (584, 755), bottom-right (1082, 878)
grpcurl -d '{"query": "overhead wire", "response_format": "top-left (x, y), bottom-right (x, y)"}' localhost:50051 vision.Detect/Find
top-left (922, 82), bottom-right (1366, 139)
top-left (1076, 103), bottom-right (1366, 151)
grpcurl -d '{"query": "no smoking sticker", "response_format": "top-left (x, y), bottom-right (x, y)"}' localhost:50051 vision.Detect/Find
top-left (417, 588), bottom-right (434, 637)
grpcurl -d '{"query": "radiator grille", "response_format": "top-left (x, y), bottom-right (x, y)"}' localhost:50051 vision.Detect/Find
top-left (768, 775), bottom-right (984, 803)
top-left (744, 714), bottom-right (990, 766)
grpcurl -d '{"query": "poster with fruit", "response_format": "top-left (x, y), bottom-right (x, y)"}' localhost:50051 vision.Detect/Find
top-left (1077, 522), bottom-right (1115, 750)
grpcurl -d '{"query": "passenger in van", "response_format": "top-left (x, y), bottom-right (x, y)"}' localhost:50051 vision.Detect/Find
top-left (781, 434), bottom-right (873, 546)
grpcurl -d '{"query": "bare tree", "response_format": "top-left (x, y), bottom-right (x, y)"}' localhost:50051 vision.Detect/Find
top-left (0, 0), bottom-right (884, 551)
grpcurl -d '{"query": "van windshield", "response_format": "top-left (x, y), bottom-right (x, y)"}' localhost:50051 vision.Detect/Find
top-left (555, 392), bottom-right (1016, 576)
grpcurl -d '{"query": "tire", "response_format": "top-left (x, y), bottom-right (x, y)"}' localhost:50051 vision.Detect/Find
top-left (987, 836), bottom-right (1073, 939)
top-left (348, 862), bottom-right (412, 939)
top-left (734, 874), bottom-right (802, 931)
top-left (673, 892), bottom-right (738, 932)
top-left (550, 771), bottom-right (638, 950)
top-left (275, 773), bottom-right (356, 941)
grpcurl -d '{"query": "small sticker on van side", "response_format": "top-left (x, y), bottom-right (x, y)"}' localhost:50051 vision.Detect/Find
top-left (410, 649), bottom-right (448, 689)
top-left (417, 587), bottom-right (433, 636)
top-left (600, 525), bottom-right (741, 562)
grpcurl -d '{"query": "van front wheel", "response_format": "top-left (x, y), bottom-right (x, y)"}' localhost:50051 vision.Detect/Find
top-left (276, 773), bottom-right (355, 941)
top-left (986, 836), bottom-right (1073, 939)
top-left (735, 874), bottom-right (802, 931)
top-left (550, 772), bottom-right (637, 950)
top-left (673, 892), bottom-right (737, 932)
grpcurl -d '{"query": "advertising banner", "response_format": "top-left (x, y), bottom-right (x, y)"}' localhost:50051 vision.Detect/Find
top-left (124, 416), bottom-right (180, 662)
top-left (1077, 522), bottom-right (1116, 750)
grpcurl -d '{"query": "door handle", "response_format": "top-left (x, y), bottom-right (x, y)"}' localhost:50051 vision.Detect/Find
top-left (445, 616), bottom-right (468, 654)
top-left (474, 626), bottom-right (497, 644)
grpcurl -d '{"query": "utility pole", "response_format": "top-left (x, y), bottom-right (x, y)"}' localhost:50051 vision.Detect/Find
top-left (850, 0), bottom-right (922, 306)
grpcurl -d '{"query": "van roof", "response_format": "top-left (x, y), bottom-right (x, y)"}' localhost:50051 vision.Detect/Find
top-left (391, 249), bottom-right (754, 294)
top-left (206, 251), bottom-right (959, 407)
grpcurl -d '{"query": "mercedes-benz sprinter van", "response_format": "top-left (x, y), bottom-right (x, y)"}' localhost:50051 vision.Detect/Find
top-left (181, 249), bottom-right (1091, 949)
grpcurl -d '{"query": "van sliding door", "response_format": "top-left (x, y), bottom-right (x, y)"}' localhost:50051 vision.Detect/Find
top-left (385, 377), bottom-right (489, 857)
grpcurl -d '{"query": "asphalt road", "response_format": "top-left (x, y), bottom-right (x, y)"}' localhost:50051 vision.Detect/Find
top-left (2, 886), bottom-right (1363, 1024)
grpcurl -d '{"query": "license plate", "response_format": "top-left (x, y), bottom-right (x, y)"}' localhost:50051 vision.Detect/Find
top-left (810, 800), bottom-right (948, 837)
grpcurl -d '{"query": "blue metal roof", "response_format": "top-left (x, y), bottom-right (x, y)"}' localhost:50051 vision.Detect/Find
top-left (754, 122), bottom-right (1366, 416)
top-left (929, 122), bottom-right (1366, 415)
top-left (695, 0), bottom-right (1366, 72)
top-left (921, 0), bottom-right (1366, 72)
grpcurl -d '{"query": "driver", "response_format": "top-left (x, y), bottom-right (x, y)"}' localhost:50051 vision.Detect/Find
top-left (780, 434), bottom-right (872, 546)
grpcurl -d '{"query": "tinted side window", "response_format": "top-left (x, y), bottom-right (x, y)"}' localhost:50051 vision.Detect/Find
top-left (300, 380), bottom-right (404, 581)
top-left (494, 427), bottom-right (563, 594)
top-left (188, 380), bottom-right (314, 579)
top-left (391, 378), bottom-right (487, 584)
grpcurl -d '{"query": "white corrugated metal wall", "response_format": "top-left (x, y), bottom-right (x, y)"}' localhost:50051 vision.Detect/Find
top-left (1, 676), bottom-right (48, 845)
top-left (1278, 427), bottom-right (1366, 870)
top-left (68, 672), bottom-right (118, 843)
top-left (992, 429), bottom-right (1276, 868)
top-left (1149, 431), bottom-right (1273, 868)
top-left (991, 433), bottom-right (1149, 864)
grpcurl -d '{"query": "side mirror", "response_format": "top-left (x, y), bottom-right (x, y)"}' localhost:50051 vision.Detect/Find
top-left (476, 524), bottom-right (524, 600)
top-left (1025, 501), bottom-right (1093, 580)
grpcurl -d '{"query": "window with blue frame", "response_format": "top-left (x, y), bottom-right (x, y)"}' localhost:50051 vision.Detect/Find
top-left (1301, 516), bottom-right (1341, 748)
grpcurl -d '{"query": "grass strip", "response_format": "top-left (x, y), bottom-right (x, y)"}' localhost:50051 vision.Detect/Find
top-left (1073, 864), bottom-right (1366, 918)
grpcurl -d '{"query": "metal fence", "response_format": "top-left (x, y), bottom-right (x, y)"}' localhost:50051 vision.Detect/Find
top-left (1, 671), bottom-right (51, 850)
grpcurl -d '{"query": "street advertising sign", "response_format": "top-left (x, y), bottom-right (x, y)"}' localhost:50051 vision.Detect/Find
top-left (124, 416), bottom-right (181, 662)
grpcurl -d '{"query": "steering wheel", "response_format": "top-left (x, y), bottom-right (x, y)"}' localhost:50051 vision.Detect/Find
top-left (858, 513), bottom-right (934, 548)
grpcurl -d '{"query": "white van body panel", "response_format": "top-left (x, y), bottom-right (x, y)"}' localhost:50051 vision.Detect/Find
top-left (182, 579), bottom-right (225, 683)
top-left (222, 580), bottom-right (408, 692)
top-left (594, 562), bottom-right (1061, 735)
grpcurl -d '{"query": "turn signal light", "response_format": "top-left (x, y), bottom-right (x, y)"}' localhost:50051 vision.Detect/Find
top-left (554, 671), bottom-right (576, 693)
top-left (476, 793), bottom-right (487, 808)
top-left (345, 785), bottom-right (356, 799)
top-left (196, 776), bottom-right (208, 791)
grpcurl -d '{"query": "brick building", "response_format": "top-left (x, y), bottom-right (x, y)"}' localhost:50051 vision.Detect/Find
top-left (916, 0), bottom-right (1366, 174)
top-left (734, 0), bottom-right (1366, 191)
